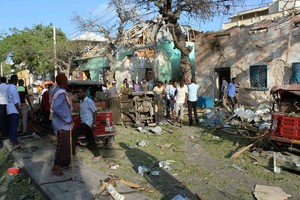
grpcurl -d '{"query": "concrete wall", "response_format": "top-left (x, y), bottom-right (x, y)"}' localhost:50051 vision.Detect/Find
top-left (196, 17), bottom-right (300, 106)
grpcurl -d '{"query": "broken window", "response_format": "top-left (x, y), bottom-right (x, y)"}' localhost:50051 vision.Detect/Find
top-left (250, 65), bottom-right (267, 88)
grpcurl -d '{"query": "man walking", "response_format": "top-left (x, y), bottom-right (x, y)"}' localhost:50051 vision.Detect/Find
top-left (0, 77), bottom-right (9, 138)
top-left (166, 80), bottom-right (177, 120)
top-left (187, 78), bottom-right (199, 126)
top-left (72, 87), bottom-right (102, 160)
top-left (51, 73), bottom-right (72, 176)
top-left (17, 79), bottom-right (33, 134)
top-left (175, 80), bottom-right (188, 128)
top-left (6, 75), bottom-right (22, 146)
top-left (226, 77), bottom-right (238, 112)
top-left (220, 77), bottom-right (228, 106)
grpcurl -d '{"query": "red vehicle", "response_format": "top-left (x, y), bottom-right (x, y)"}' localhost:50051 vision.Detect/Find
top-left (68, 80), bottom-right (116, 147)
top-left (270, 84), bottom-right (300, 146)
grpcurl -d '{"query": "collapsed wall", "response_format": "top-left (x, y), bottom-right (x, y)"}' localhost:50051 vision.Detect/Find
top-left (195, 15), bottom-right (300, 106)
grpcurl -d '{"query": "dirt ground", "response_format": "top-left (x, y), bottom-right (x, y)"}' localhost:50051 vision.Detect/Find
top-left (1, 118), bottom-right (299, 200)
top-left (72, 121), bottom-right (300, 200)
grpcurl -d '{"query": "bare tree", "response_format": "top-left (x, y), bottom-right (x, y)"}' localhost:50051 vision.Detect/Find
top-left (129, 0), bottom-right (245, 82)
top-left (72, 0), bottom-right (140, 81)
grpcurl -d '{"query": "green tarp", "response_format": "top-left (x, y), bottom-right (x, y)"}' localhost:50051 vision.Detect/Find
top-left (77, 57), bottom-right (108, 81)
top-left (156, 42), bottom-right (195, 82)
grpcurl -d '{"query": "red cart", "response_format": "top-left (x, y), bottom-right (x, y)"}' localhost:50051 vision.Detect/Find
top-left (269, 84), bottom-right (300, 146)
top-left (72, 111), bottom-right (116, 147)
top-left (68, 80), bottom-right (116, 147)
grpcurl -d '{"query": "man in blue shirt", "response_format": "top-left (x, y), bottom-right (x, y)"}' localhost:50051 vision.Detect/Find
top-left (72, 87), bottom-right (101, 160)
top-left (187, 78), bottom-right (199, 126)
top-left (6, 75), bottom-right (22, 146)
top-left (51, 73), bottom-right (72, 176)
top-left (226, 77), bottom-right (238, 112)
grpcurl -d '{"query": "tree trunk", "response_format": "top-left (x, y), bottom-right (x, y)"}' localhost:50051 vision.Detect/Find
top-left (105, 45), bottom-right (115, 82)
top-left (171, 23), bottom-right (193, 82)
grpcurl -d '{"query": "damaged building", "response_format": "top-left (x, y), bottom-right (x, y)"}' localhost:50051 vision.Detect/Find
top-left (114, 19), bottom-right (199, 89)
top-left (196, 12), bottom-right (300, 106)
top-left (72, 18), bottom-right (199, 91)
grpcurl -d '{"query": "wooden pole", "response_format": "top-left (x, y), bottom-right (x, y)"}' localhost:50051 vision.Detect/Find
top-left (69, 123), bottom-right (74, 180)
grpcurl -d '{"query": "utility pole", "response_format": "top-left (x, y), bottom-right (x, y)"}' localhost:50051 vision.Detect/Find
top-left (286, 0), bottom-right (297, 63)
top-left (0, 62), bottom-right (3, 77)
top-left (53, 26), bottom-right (57, 77)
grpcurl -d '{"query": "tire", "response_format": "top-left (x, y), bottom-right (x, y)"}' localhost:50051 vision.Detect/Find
top-left (104, 136), bottom-right (114, 148)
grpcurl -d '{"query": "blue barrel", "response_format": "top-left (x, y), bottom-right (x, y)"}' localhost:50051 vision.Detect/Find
top-left (291, 62), bottom-right (300, 84)
top-left (197, 96), bottom-right (214, 108)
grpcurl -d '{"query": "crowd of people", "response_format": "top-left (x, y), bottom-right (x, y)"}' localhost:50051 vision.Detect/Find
top-left (105, 77), bottom-right (200, 128)
top-left (0, 73), bottom-right (240, 177)
top-left (0, 75), bottom-right (36, 145)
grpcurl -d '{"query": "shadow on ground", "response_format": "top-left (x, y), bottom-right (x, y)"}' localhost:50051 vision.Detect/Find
top-left (119, 142), bottom-right (196, 200)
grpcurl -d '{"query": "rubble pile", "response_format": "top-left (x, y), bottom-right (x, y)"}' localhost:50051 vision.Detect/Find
top-left (200, 103), bottom-right (272, 138)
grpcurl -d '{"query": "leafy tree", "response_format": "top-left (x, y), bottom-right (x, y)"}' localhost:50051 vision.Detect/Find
top-left (0, 24), bottom-right (70, 77)
top-left (128, 0), bottom-right (245, 81)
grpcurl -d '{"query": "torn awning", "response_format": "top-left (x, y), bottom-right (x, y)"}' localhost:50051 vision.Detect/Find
top-left (77, 57), bottom-right (108, 71)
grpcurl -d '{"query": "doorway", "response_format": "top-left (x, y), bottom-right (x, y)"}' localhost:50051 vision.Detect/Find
top-left (214, 67), bottom-right (230, 101)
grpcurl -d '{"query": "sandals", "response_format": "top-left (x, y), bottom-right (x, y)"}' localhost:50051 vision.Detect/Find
top-left (52, 170), bottom-right (64, 176)
top-left (92, 155), bottom-right (103, 161)
top-left (52, 165), bottom-right (64, 176)
top-left (10, 142), bottom-right (25, 147)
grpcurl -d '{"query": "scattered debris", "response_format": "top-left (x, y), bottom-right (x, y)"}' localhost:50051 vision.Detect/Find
top-left (110, 164), bottom-right (120, 170)
top-left (99, 174), bottom-right (154, 198)
top-left (136, 127), bottom-right (149, 134)
top-left (156, 143), bottom-right (172, 149)
top-left (158, 160), bottom-right (172, 170)
top-left (253, 184), bottom-right (291, 200)
top-left (7, 167), bottom-right (21, 175)
top-left (172, 194), bottom-right (189, 200)
top-left (273, 152), bottom-right (281, 174)
top-left (137, 166), bottom-right (163, 176)
top-left (212, 136), bottom-right (220, 140)
top-left (137, 141), bottom-right (148, 147)
top-left (201, 109), bottom-right (227, 127)
top-left (231, 142), bottom-right (255, 159)
top-left (106, 184), bottom-right (125, 200)
top-left (224, 164), bottom-right (244, 171)
top-left (150, 126), bottom-right (163, 135)
top-left (151, 171), bottom-right (160, 176)
top-left (138, 166), bottom-right (150, 176)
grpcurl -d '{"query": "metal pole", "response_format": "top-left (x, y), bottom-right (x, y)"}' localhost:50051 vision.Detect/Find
top-left (53, 27), bottom-right (57, 77)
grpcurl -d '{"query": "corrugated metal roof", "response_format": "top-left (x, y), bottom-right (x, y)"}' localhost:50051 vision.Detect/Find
top-left (77, 57), bottom-right (108, 71)
top-left (72, 32), bottom-right (108, 42)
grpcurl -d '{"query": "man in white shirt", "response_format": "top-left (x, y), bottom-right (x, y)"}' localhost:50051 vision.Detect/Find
top-left (0, 77), bottom-right (9, 138)
top-left (6, 75), bottom-right (22, 146)
top-left (175, 80), bottom-right (188, 128)
top-left (187, 78), bottom-right (199, 126)
top-left (220, 77), bottom-right (228, 106)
